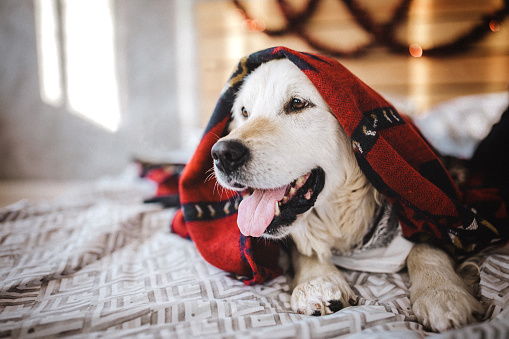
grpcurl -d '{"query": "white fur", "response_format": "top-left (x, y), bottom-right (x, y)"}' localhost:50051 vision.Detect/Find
top-left (213, 58), bottom-right (483, 332)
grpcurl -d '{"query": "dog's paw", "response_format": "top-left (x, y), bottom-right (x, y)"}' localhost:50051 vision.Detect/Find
top-left (412, 285), bottom-right (484, 332)
top-left (291, 274), bottom-right (356, 316)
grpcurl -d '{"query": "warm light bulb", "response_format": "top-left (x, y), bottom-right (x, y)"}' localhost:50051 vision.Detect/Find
top-left (241, 19), bottom-right (266, 32)
top-left (489, 20), bottom-right (500, 32)
top-left (409, 44), bottom-right (423, 57)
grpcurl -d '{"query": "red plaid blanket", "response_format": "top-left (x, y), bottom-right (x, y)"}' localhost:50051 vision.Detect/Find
top-left (170, 47), bottom-right (509, 285)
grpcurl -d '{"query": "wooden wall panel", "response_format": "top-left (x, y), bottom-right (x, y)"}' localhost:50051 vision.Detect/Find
top-left (196, 0), bottom-right (509, 126)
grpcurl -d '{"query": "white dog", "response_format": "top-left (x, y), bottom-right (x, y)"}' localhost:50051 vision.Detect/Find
top-left (211, 58), bottom-right (484, 332)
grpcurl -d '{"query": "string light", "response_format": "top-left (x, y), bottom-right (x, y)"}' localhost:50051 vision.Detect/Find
top-left (232, 0), bottom-right (509, 58)
top-left (489, 19), bottom-right (501, 32)
top-left (241, 19), bottom-right (266, 32)
top-left (409, 44), bottom-right (423, 57)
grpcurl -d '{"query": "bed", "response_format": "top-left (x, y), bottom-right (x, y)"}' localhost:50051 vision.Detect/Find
top-left (1, 92), bottom-right (509, 338)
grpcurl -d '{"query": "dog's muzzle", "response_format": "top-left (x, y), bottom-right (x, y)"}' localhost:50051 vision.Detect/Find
top-left (211, 139), bottom-right (250, 176)
top-left (211, 138), bottom-right (326, 238)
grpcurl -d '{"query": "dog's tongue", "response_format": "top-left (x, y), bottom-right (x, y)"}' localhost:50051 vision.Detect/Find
top-left (237, 187), bottom-right (287, 237)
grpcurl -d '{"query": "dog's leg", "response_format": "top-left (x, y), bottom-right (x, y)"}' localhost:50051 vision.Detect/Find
top-left (407, 243), bottom-right (484, 332)
top-left (290, 247), bottom-right (356, 316)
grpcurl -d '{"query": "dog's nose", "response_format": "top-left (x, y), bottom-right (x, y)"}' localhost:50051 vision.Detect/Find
top-left (211, 140), bottom-right (249, 174)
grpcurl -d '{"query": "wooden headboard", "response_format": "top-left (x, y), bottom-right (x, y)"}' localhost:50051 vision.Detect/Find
top-left (195, 0), bottom-right (509, 126)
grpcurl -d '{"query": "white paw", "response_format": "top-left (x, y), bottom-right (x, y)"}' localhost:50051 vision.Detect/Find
top-left (412, 285), bottom-right (484, 332)
top-left (291, 274), bottom-right (356, 316)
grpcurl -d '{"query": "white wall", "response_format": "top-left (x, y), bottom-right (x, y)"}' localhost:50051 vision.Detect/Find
top-left (0, 0), bottom-right (198, 180)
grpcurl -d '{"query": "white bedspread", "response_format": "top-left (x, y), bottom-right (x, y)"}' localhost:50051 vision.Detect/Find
top-left (1, 176), bottom-right (508, 338)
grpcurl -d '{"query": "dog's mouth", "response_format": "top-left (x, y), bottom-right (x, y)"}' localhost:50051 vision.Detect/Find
top-left (237, 167), bottom-right (325, 238)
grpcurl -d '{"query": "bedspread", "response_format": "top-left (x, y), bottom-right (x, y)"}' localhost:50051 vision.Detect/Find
top-left (1, 178), bottom-right (509, 338)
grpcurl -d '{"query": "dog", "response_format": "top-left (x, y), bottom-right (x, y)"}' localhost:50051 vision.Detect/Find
top-left (211, 58), bottom-right (484, 332)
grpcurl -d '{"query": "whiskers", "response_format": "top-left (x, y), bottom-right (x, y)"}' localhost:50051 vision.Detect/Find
top-left (205, 166), bottom-right (231, 199)
top-left (205, 167), bottom-right (216, 183)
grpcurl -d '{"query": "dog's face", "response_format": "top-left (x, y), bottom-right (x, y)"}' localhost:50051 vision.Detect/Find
top-left (212, 59), bottom-right (353, 239)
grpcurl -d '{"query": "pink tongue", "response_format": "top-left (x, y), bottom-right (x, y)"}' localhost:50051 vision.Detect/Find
top-left (237, 186), bottom-right (287, 237)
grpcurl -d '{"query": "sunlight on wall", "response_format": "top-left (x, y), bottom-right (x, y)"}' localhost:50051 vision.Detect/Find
top-left (34, 0), bottom-right (121, 133)
top-left (34, 0), bottom-right (63, 106)
top-left (63, 0), bottom-right (120, 132)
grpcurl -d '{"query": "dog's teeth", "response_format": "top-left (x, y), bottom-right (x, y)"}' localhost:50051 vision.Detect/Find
top-left (304, 189), bottom-right (313, 200)
top-left (295, 175), bottom-right (306, 187)
top-left (275, 201), bottom-right (281, 216)
top-left (282, 196), bottom-right (288, 203)
top-left (289, 187), bottom-right (297, 196)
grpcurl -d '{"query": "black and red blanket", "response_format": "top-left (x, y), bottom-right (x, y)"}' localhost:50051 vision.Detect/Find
top-left (152, 47), bottom-right (508, 285)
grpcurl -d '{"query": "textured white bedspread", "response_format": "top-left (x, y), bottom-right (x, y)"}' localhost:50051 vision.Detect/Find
top-left (1, 177), bottom-right (508, 338)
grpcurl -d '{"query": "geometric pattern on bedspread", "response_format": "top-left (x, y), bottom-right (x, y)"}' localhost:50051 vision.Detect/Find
top-left (1, 184), bottom-right (508, 338)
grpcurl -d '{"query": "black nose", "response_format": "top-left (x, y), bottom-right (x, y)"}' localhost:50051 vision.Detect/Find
top-left (211, 139), bottom-right (249, 174)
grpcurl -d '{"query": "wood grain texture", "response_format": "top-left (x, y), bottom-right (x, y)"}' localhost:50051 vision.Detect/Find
top-left (196, 0), bottom-right (509, 125)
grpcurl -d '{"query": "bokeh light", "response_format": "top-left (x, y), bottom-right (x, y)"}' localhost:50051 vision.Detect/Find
top-left (489, 20), bottom-right (500, 32)
top-left (409, 43), bottom-right (423, 57)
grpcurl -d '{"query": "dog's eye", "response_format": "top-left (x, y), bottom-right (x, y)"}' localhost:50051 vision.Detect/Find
top-left (241, 107), bottom-right (249, 118)
top-left (291, 98), bottom-right (307, 110)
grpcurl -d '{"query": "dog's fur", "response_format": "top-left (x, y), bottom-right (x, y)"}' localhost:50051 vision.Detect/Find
top-left (212, 59), bottom-right (484, 332)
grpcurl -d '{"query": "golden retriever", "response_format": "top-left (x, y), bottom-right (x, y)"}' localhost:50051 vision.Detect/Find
top-left (211, 58), bottom-right (484, 332)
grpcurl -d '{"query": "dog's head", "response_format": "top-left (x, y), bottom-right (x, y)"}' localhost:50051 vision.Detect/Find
top-left (211, 59), bottom-right (355, 239)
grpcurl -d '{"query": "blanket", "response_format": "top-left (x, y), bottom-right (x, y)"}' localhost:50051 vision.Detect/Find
top-left (1, 178), bottom-right (509, 337)
top-left (172, 46), bottom-right (509, 285)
